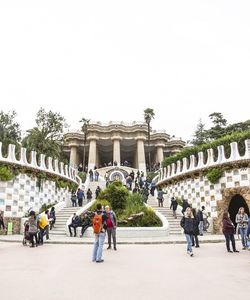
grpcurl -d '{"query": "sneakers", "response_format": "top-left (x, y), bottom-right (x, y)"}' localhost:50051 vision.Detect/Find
top-left (233, 250), bottom-right (239, 253)
top-left (96, 259), bottom-right (104, 263)
top-left (190, 252), bottom-right (194, 257)
top-left (228, 250), bottom-right (233, 253)
top-left (114, 247), bottom-right (117, 251)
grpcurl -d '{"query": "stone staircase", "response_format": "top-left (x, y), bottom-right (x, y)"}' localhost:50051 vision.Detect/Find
top-left (147, 195), bottom-right (183, 235)
top-left (50, 179), bottom-right (106, 236)
top-left (50, 206), bottom-right (81, 236)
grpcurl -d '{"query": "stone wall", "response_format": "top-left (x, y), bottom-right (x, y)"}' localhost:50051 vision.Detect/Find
top-left (0, 217), bottom-right (21, 235)
top-left (213, 186), bottom-right (250, 233)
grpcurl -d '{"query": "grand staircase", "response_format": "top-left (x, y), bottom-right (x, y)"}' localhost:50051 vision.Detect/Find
top-left (147, 195), bottom-right (183, 235)
top-left (50, 179), bottom-right (106, 236)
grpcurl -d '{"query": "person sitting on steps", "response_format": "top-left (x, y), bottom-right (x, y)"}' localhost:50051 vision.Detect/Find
top-left (68, 213), bottom-right (81, 237)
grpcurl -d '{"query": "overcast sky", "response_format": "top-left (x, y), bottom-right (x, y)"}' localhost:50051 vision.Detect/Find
top-left (0, 0), bottom-right (250, 141)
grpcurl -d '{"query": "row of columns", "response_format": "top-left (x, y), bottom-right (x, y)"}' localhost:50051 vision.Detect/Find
top-left (69, 139), bottom-right (164, 172)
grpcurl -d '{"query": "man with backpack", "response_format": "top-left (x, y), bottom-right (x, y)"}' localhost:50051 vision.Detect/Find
top-left (92, 203), bottom-right (107, 263)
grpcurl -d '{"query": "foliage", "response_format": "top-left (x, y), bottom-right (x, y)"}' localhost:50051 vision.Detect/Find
top-left (22, 107), bottom-right (67, 160)
top-left (117, 193), bottom-right (162, 227)
top-left (0, 165), bottom-right (15, 181)
top-left (0, 110), bottom-right (21, 155)
top-left (77, 171), bottom-right (86, 183)
top-left (143, 108), bottom-right (155, 124)
top-left (192, 119), bottom-right (206, 145)
top-left (163, 129), bottom-right (250, 168)
top-left (89, 199), bottom-right (111, 212)
top-left (204, 168), bottom-right (223, 184)
top-left (146, 171), bottom-right (157, 182)
top-left (97, 181), bottom-right (129, 211)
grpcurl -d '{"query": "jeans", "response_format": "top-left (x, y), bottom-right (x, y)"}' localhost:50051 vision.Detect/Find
top-left (38, 228), bottom-right (45, 244)
top-left (239, 227), bottom-right (248, 247)
top-left (198, 221), bottom-right (204, 235)
top-left (92, 232), bottom-right (106, 262)
top-left (224, 234), bottom-right (236, 251)
top-left (107, 227), bottom-right (116, 248)
top-left (185, 234), bottom-right (193, 252)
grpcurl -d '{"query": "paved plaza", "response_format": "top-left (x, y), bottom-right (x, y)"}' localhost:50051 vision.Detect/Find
top-left (1, 241), bottom-right (249, 300)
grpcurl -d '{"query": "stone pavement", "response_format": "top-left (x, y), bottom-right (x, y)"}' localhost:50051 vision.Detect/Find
top-left (0, 242), bottom-right (249, 300)
top-left (0, 233), bottom-right (228, 244)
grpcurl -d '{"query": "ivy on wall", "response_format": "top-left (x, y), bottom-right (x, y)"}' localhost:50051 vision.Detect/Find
top-left (0, 162), bottom-right (78, 192)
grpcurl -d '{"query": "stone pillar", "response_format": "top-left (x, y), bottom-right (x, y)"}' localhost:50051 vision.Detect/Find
top-left (156, 146), bottom-right (164, 164)
top-left (69, 146), bottom-right (78, 167)
top-left (88, 139), bottom-right (97, 170)
top-left (136, 139), bottom-right (146, 173)
top-left (113, 139), bottom-right (121, 166)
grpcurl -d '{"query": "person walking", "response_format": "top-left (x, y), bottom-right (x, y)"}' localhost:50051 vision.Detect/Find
top-left (105, 205), bottom-right (117, 250)
top-left (181, 199), bottom-right (190, 215)
top-left (49, 207), bottom-right (56, 230)
top-left (201, 206), bottom-right (209, 231)
top-left (180, 207), bottom-right (195, 257)
top-left (170, 197), bottom-right (178, 219)
top-left (95, 186), bottom-right (101, 199)
top-left (92, 203), bottom-right (107, 263)
top-left (222, 212), bottom-right (239, 253)
top-left (192, 209), bottom-right (200, 248)
top-left (71, 191), bottom-right (77, 207)
top-left (235, 207), bottom-right (249, 250)
top-left (38, 213), bottom-right (49, 244)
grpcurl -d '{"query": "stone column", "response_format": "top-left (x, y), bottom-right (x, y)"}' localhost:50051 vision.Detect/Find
top-left (136, 139), bottom-right (146, 173)
top-left (113, 139), bottom-right (121, 166)
top-left (156, 145), bottom-right (164, 164)
top-left (69, 146), bottom-right (78, 167)
top-left (88, 139), bottom-right (97, 170)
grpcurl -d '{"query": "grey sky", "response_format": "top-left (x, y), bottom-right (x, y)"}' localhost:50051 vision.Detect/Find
top-left (0, 0), bottom-right (249, 141)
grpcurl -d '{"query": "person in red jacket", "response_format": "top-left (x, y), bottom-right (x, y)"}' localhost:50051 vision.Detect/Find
top-left (221, 212), bottom-right (239, 253)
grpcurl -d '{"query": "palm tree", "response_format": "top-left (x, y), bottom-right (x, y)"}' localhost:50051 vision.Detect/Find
top-left (79, 118), bottom-right (90, 170)
top-left (143, 108), bottom-right (155, 171)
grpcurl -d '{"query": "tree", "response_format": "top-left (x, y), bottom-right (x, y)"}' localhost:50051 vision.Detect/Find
top-left (144, 108), bottom-right (155, 171)
top-left (79, 117), bottom-right (90, 170)
top-left (22, 108), bottom-right (67, 159)
top-left (206, 112), bottom-right (227, 140)
top-left (192, 119), bottom-right (207, 145)
top-left (0, 110), bottom-right (21, 155)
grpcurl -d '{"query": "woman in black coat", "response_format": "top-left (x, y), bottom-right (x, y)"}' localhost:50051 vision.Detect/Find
top-left (222, 212), bottom-right (239, 253)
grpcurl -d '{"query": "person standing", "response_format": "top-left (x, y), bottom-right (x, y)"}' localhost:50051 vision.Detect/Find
top-left (94, 170), bottom-right (99, 181)
top-left (157, 188), bottom-right (164, 207)
top-left (170, 197), bottom-right (178, 219)
top-left (0, 210), bottom-right (5, 231)
top-left (235, 207), bottom-right (249, 250)
top-left (95, 186), bottom-right (101, 199)
top-left (77, 188), bottom-right (85, 207)
top-left (89, 169), bottom-right (94, 181)
top-left (180, 207), bottom-right (195, 257)
top-left (197, 208), bottom-right (204, 236)
top-left (38, 213), bottom-right (49, 244)
top-left (71, 191), bottom-right (77, 207)
top-left (87, 188), bottom-right (93, 202)
top-left (105, 205), bottom-right (117, 250)
top-left (222, 212), bottom-right (239, 253)
top-left (92, 203), bottom-right (107, 263)
top-left (201, 206), bottom-right (209, 231)
top-left (49, 207), bottom-right (56, 230)
top-left (28, 211), bottom-right (38, 247)
top-left (191, 209), bottom-right (200, 248)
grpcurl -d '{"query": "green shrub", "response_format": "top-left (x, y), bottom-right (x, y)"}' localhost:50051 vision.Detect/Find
top-left (205, 168), bottom-right (222, 184)
top-left (89, 199), bottom-right (111, 211)
top-left (77, 171), bottom-right (86, 183)
top-left (98, 181), bottom-right (129, 210)
top-left (0, 166), bottom-right (14, 181)
top-left (39, 202), bottom-right (56, 213)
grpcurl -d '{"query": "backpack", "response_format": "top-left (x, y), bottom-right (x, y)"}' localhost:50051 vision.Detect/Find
top-left (92, 213), bottom-right (103, 234)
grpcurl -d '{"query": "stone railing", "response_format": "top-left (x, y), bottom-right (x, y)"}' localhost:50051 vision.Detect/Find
top-left (158, 139), bottom-right (250, 183)
top-left (0, 142), bottom-right (79, 184)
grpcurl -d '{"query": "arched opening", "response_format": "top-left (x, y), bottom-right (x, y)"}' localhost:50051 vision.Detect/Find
top-left (228, 194), bottom-right (250, 227)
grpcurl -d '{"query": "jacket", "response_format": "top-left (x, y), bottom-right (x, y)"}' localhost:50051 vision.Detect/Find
top-left (222, 217), bottom-right (235, 235)
top-left (180, 215), bottom-right (195, 234)
top-left (170, 199), bottom-right (178, 210)
top-left (28, 216), bottom-right (37, 233)
top-left (235, 213), bottom-right (248, 228)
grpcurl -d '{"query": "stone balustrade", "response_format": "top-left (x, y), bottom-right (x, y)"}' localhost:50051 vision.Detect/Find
top-left (158, 139), bottom-right (250, 183)
top-left (0, 142), bottom-right (78, 184)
